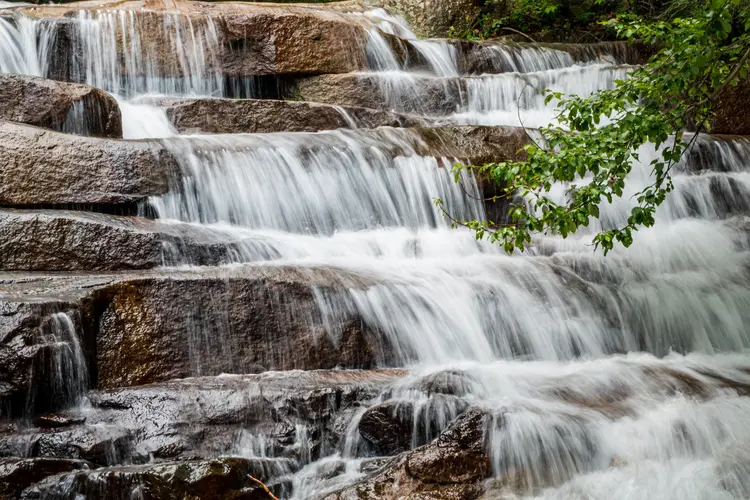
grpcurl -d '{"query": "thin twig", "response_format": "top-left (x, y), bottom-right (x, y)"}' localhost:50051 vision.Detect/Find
top-left (248, 476), bottom-right (279, 500)
top-left (501, 27), bottom-right (539, 44)
top-left (696, 45), bottom-right (750, 107)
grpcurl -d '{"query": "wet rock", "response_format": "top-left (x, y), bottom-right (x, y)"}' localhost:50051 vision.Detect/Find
top-left (328, 408), bottom-right (490, 499)
top-left (405, 408), bottom-right (491, 483)
top-left (0, 302), bottom-right (87, 417)
top-left (375, 0), bottom-right (480, 38)
top-left (157, 98), bottom-right (422, 134)
top-left (34, 425), bottom-right (133, 466)
top-left (293, 73), bottom-right (465, 116)
top-left (0, 74), bottom-right (121, 138)
top-left (0, 121), bottom-right (175, 205)
top-left (20, 457), bottom-right (288, 500)
top-left (0, 209), bottom-right (257, 271)
top-left (0, 457), bottom-right (91, 500)
top-left (358, 401), bottom-right (415, 455)
top-left (92, 271), bottom-right (391, 387)
top-left (33, 414), bottom-right (86, 429)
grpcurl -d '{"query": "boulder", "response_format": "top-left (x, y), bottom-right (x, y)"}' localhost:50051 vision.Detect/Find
top-left (0, 121), bottom-right (175, 206)
top-left (220, 11), bottom-right (368, 76)
top-left (34, 425), bottom-right (133, 466)
top-left (156, 98), bottom-right (422, 134)
top-left (327, 408), bottom-right (491, 499)
top-left (375, 0), bottom-right (480, 38)
top-left (0, 209), bottom-right (258, 271)
top-left (358, 401), bottom-right (415, 455)
top-left (0, 457), bottom-right (92, 500)
top-left (292, 73), bottom-right (465, 116)
top-left (0, 74), bottom-right (122, 138)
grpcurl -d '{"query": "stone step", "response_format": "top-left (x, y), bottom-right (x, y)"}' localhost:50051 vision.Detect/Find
top-left (0, 75), bottom-right (121, 138)
top-left (0, 120), bottom-right (528, 208)
top-left (1, 369), bottom-right (404, 465)
top-left (0, 266), bottom-right (392, 415)
top-left (0, 209), bottom-right (256, 271)
top-left (154, 97), bottom-right (425, 134)
top-left (0, 121), bottom-right (173, 207)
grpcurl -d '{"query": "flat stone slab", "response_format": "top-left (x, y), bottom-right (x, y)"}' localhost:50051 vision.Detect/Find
top-left (0, 121), bottom-right (175, 206)
top-left (155, 97), bottom-right (424, 134)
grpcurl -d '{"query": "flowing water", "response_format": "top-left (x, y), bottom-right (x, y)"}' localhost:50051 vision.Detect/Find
top-left (1, 6), bottom-right (750, 500)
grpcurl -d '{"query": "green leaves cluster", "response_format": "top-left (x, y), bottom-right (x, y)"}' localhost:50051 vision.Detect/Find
top-left (444, 0), bottom-right (750, 254)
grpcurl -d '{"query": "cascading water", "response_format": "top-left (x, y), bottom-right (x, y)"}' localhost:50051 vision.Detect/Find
top-left (2, 4), bottom-right (750, 500)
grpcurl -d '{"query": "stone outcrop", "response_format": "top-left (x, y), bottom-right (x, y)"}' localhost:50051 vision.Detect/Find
top-left (156, 98), bottom-right (422, 134)
top-left (0, 121), bottom-right (175, 206)
top-left (0, 75), bottom-right (122, 138)
top-left (327, 408), bottom-right (491, 499)
top-left (0, 209), bottom-right (255, 271)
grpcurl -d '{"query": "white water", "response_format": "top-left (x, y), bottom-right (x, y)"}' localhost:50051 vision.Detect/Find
top-left (2, 7), bottom-right (750, 500)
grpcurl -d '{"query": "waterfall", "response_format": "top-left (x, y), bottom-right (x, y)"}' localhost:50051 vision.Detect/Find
top-left (2, 4), bottom-right (750, 500)
top-left (34, 312), bottom-right (89, 410)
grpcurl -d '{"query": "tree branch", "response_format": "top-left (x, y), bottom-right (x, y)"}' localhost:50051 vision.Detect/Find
top-left (248, 476), bottom-right (279, 500)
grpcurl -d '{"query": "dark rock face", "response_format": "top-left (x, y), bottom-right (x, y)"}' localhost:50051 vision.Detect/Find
top-left (328, 408), bottom-right (491, 499)
top-left (0, 457), bottom-right (91, 500)
top-left (358, 401), bottom-right (415, 455)
top-left (0, 75), bottom-right (122, 138)
top-left (158, 98), bottom-right (422, 134)
top-left (0, 121), bottom-right (175, 205)
top-left (19, 458), bottom-right (287, 500)
top-left (0, 301), bottom-right (86, 417)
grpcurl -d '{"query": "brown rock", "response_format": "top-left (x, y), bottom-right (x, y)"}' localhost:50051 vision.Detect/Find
top-left (406, 408), bottom-right (491, 483)
top-left (0, 74), bottom-right (122, 138)
top-left (91, 267), bottom-right (389, 388)
top-left (0, 121), bottom-right (175, 206)
top-left (221, 12), bottom-right (368, 76)
top-left (157, 98), bottom-right (422, 134)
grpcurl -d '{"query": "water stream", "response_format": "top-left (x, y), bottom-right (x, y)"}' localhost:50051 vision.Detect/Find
top-left (1, 6), bottom-right (749, 500)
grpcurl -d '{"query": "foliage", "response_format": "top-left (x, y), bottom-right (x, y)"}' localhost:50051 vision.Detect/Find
top-left (439, 0), bottom-right (750, 254)
top-left (450, 0), bottom-right (627, 41)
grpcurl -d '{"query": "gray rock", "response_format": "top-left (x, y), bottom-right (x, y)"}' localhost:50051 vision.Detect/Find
top-left (0, 457), bottom-right (92, 500)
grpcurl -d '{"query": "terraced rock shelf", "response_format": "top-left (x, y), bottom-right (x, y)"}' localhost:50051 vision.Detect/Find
top-left (1, 1), bottom-right (750, 499)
